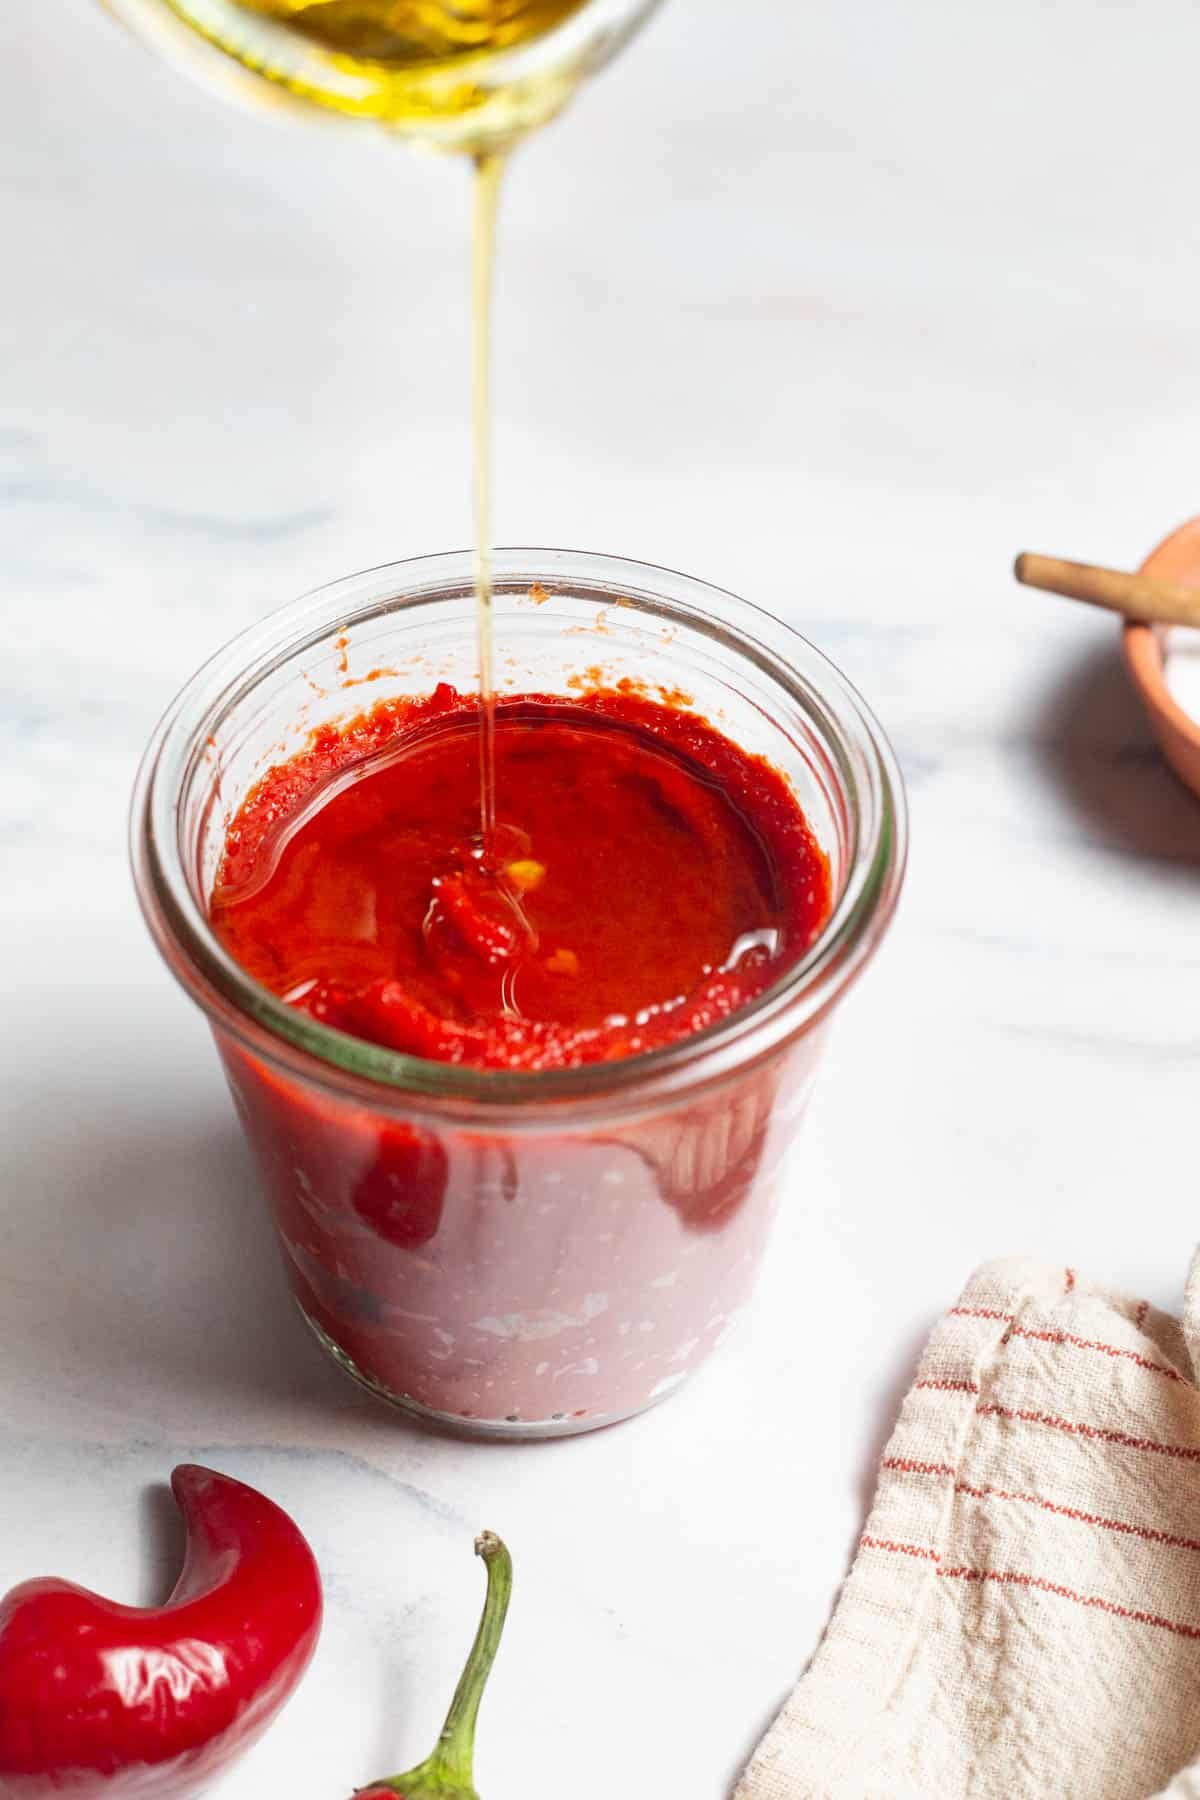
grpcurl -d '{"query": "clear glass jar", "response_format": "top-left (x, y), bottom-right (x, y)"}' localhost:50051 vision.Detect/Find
top-left (133, 550), bottom-right (906, 1437)
top-left (99, 0), bottom-right (664, 151)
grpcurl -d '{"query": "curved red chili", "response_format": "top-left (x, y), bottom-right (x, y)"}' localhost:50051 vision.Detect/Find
top-left (0, 1464), bottom-right (322, 1798)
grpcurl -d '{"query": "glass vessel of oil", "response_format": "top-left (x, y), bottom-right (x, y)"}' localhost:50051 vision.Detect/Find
top-left (100, 0), bottom-right (663, 150)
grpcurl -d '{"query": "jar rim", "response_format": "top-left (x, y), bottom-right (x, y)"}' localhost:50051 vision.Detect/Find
top-left (132, 547), bottom-right (907, 1125)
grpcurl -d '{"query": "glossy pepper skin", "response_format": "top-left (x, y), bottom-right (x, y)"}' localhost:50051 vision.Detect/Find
top-left (0, 1465), bottom-right (322, 1798)
top-left (353, 1532), bottom-right (511, 1800)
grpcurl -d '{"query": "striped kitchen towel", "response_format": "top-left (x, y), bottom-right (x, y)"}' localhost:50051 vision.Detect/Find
top-left (737, 1256), bottom-right (1200, 1800)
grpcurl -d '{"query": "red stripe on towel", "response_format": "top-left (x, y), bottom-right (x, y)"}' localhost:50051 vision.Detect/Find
top-left (977, 1404), bottom-right (1200, 1463)
top-left (859, 1534), bottom-right (940, 1563)
top-left (938, 1564), bottom-right (1200, 1640)
top-left (863, 1538), bottom-right (1200, 1638)
top-left (1006, 1325), bottom-right (1182, 1383)
top-left (955, 1482), bottom-right (1200, 1554)
top-left (882, 1458), bottom-right (957, 1479)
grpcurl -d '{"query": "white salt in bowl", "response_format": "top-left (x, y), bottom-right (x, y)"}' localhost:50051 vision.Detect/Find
top-left (1122, 517), bottom-right (1200, 802)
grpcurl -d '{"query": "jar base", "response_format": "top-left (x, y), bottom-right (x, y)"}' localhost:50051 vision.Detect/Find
top-left (296, 1303), bottom-right (688, 1441)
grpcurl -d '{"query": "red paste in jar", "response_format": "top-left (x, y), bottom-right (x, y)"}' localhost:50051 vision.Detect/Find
top-left (209, 684), bottom-right (834, 1429)
top-left (212, 685), bottom-right (831, 1067)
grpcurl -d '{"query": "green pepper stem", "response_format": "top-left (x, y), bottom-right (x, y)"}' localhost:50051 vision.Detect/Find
top-left (424, 1532), bottom-right (512, 1787)
top-left (364, 1531), bottom-right (512, 1798)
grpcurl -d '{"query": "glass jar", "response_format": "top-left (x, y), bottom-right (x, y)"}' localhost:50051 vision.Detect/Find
top-left (99, 0), bottom-right (664, 151)
top-left (133, 549), bottom-right (906, 1437)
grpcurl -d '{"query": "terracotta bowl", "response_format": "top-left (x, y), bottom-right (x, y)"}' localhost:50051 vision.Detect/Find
top-left (1122, 516), bottom-right (1200, 801)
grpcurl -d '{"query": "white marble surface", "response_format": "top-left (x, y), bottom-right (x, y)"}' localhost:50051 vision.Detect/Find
top-left (4, 1), bottom-right (1200, 1793)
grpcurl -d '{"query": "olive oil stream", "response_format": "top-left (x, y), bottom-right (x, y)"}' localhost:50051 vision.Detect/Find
top-left (471, 148), bottom-right (505, 864)
top-left (208, 5), bottom-right (539, 862)
top-left (107, 0), bottom-right (652, 862)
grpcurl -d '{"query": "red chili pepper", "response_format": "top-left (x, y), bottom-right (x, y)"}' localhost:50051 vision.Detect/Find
top-left (0, 1464), bottom-right (322, 1798)
top-left (354, 1531), bottom-right (511, 1800)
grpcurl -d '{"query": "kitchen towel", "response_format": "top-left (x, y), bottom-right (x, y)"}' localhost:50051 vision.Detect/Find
top-left (737, 1256), bottom-right (1200, 1799)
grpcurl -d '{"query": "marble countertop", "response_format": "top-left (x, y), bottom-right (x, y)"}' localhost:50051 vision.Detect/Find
top-left (4, 0), bottom-right (1200, 1793)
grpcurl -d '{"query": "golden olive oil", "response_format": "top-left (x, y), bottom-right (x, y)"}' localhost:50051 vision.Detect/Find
top-left (234, 0), bottom-right (586, 65)
top-left (470, 148), bottom-right (506, 861)
top-left (130, 0), bottom-right (594, 142)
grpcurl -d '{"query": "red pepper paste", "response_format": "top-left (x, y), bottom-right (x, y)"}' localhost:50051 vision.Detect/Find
top-left (211, 685), bottom-right (831, 1069)
top-left (207, 684), bottom-right (835, 1429)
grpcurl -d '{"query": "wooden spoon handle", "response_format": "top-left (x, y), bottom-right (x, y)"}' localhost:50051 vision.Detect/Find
top-left (1014, 552), bottom-right (1200, 628)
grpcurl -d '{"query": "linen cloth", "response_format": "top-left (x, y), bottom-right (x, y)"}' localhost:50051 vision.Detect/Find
top-left (737, 1257), bottom-right (1200, 1800)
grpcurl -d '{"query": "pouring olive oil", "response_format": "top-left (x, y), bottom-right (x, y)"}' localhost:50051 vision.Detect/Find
top-left (102, 0), bottom-right (659, 869)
